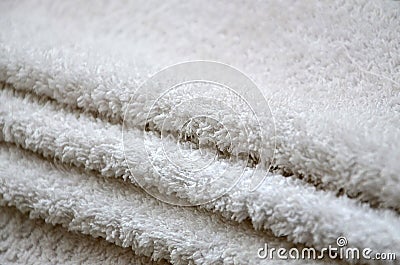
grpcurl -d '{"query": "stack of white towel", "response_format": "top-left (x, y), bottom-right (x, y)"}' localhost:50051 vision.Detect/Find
top-left (0, 0), bottom-right (399, 264)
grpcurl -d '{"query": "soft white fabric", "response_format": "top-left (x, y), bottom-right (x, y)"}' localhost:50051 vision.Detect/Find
top-left (0, 206), bottom-right (166, 264)
top-left (0, 0), bottom-right (399, 264)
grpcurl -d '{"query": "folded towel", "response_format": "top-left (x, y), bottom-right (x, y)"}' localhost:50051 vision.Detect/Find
top-left (0, 0), bottom-right (399, 264)
top-left (1, 85), bottom-right (399, 256)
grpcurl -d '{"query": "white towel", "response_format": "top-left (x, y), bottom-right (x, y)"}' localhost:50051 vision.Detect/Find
top-left (0, 0), bottom-right (399, 264)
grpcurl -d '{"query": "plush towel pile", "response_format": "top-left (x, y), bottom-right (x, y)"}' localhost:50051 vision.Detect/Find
top-left (0, 0), bottom-right (399, 264)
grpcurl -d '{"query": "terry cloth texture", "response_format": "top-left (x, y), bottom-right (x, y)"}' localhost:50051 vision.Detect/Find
top-left (0, 0), bottom-right (399, 264)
